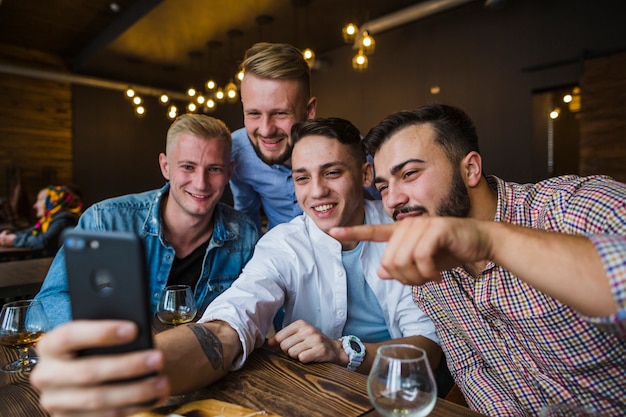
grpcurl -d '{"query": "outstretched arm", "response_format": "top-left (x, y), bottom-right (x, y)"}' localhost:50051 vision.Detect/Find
top-left (330, 217), bottom-right (617, 317)
top-left (31, 320), bottom-right (242, 416)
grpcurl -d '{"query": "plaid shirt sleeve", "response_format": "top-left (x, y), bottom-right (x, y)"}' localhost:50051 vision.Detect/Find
top-left (585, 234), bottom-right (626, 336)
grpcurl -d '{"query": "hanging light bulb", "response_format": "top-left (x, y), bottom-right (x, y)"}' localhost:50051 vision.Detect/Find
top-left (549, 107), bottom-right (561, 119)
top-left (302, 48), bottom-right (316, 68)
top-left (167, 104), bottom-right (178, 120)
top-left (342, 23), bottom-right (359, 43)
top-left (132, 96), bottom-right (142, 106)
top-left (361, 31), bottom-right (375, 54)
top-left (134, 105), bottom-right (146, 117)
top-left (125, 88), bottom-right (135, 98)
top-left (186, 87), bottom-right (197, 97)
top-left (206, 98), bottom-right (216, 112)
top-left (236, 69), bottom-right (245, 82)
top-left (225, 81), bottom-right (238, 103)
top-left (196, 94), bottom-right (206, 105)
top-left (352, 49), bottom-right (368, 72)
top-left (159, 94), bottom-right (170, 105)
top-left (215, 87), bottom-right (225, 103)
top-left (187, 102), bottom-right (197, 113)
top-left (205, 79), bottom-right (216, 91)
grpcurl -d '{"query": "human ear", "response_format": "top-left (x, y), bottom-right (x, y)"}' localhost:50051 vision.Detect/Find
top-left (158, 153), bottom-right (170, 180)
top-left (462, 151), bottom-right (482, 187)
top-left (362, 161), bottom-right (374, 188)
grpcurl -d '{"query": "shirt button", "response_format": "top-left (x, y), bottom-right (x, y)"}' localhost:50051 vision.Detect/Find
top-left (337, 310), bottom-right (345, 317)
top-left (337, 270), bottom-right (344, 277)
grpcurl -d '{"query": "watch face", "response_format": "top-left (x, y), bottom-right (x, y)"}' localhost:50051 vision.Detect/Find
top-left (349, 339), bottom-right (362, 353)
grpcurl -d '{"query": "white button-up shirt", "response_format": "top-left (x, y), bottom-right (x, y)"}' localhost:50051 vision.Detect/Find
top-left (200, 200), bottom-right (437, 370)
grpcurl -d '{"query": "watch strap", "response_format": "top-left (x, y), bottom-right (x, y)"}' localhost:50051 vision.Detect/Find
top-left (340, 335), bottom-right (366, 371)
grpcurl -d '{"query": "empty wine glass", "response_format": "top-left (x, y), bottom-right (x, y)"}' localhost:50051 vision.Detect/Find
top-left (368, 344), bottom-right (437, 417)
top-left (156, 285), bottom-right (198, 325)
top-left (0, 299), bottom-right (50, 373)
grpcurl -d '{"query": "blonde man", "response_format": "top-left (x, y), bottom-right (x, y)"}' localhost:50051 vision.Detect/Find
top-left (36, 114), bottom-right (258, 328)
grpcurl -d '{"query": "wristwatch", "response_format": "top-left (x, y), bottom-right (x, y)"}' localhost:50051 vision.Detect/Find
top-left (340, 335), bottom-right (366, 371)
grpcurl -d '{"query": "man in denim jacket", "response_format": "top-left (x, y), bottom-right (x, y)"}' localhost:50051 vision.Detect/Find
top-left (36, 114), bottom-right (258, 328)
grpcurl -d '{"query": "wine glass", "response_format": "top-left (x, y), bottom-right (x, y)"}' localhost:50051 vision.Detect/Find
top-left (368, 344), bottom-right (437, 417)
top-left (156, 285), bottom-right (198, 325)
top-left (0, 299), bottom-right (50, 373)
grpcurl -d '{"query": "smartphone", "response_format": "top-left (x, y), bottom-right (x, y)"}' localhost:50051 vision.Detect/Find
top-left (62, 229), bottom-right (153, 356)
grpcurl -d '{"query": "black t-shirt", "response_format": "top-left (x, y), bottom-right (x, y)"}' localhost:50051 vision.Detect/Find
top-left (166, 239), bottom-right (210, 289)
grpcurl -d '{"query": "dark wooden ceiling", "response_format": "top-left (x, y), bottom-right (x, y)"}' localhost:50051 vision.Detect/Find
top-left (0, 0), bottom-right (431, 92)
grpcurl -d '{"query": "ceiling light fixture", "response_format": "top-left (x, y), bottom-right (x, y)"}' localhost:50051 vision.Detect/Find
top-left (352, 50), bottom-right (368, 72)
top-left (347, 0), bottom-right (473, 71)
top-left (342, 23), bottom-right (359, 43)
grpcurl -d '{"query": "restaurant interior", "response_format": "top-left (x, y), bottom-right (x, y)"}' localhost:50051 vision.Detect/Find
top-left (1, 0), bottom-right (625, 210)
top-left (1, 1), bottom-right (626, 415)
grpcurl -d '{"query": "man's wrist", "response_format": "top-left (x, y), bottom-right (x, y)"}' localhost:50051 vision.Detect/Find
top-left (339, 335), bottom-right (366, 371)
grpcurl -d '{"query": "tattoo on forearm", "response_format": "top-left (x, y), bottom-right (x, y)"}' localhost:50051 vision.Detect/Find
top-left (188, 324), bottom-right (224, 370)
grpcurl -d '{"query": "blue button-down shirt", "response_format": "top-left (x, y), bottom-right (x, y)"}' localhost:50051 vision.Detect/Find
top-left (36, 183), bottom-right (259, 328)
top-left (229, 127), bottom-right (302, 233)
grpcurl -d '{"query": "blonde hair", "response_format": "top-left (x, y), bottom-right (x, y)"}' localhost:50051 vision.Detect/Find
top-left (240, 42), bottom-right (311, 97)
top-left (166, 114), bottom-right (232, 154)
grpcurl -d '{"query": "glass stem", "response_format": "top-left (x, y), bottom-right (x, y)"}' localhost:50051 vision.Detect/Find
top-left (17, 347), bottom-right (29, 366)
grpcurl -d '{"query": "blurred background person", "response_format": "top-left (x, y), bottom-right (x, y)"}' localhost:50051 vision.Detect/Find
top-left (0, 185), bottom-right (83, 256)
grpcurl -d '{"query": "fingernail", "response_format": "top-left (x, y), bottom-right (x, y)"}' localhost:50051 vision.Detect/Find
top-left (116, 322), bottom-right (136, 338)
top-left (146, 351), bottom-right (162, 368)
top-left (155, 375), bottom-right (169, 394)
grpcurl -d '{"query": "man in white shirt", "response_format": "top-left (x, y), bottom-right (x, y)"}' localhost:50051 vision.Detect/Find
top-left (32, 117), bottom-right (441, 416)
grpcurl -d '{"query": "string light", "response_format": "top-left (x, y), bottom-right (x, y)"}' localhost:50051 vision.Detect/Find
top-left (342, 23), bottom-right (359, 43)
top-left (167, 104), bottom-right (178, 120)
top-left (214, 88), bottom-right (225, 103)
top-left (352, 49), bottom-right (368, 72)
top-left (360, 31), bottom-right (375, 54)
top-left (302, 48), bottom-right (316, 67)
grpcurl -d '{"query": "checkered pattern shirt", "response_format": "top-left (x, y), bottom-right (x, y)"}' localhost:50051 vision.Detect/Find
top-left (413, 175), bottom-right (626, 416)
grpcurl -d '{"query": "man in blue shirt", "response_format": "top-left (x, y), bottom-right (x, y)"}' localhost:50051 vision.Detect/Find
top-left (36, 114), bottom-right (259, 328)
top-left (231, 42), bottom-right (380, 233)
top-left (230, 42), bottom-right (317, 233)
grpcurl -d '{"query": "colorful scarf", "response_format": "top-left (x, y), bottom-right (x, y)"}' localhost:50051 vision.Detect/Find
top-left (32, 186), bottom-right (83, 235)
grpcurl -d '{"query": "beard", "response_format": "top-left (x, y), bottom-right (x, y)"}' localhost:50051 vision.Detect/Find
top-left (251, 137), bottom-right (293, 166)
top-left (392, 168), bottom-right (471, 220)
top-left (436, 168), bottom-right (471, 218)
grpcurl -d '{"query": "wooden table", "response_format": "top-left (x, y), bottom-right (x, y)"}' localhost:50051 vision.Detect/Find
top-left (0, 257), bottom-right (52, 301)
top-left (0, 247), bottom-right (43, 262)
top-left (0, 342), bottom-right (485, 417)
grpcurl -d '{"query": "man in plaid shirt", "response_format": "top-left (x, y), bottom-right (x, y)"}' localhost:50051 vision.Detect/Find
top-left (331, 103), bottom-right (626, 416)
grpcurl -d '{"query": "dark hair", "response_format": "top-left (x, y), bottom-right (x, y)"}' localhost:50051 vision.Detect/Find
top-left (291, 117), bottom-right (366, 163)
top-left (364, 103), bottom-right (480, 166)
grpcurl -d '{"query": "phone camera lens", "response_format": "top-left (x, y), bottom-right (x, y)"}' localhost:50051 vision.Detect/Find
top-left (66, 237), bottom-right (86, 250)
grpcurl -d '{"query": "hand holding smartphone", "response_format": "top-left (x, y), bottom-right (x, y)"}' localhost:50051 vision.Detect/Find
top-left (62, 229), bottom-right (153, 356)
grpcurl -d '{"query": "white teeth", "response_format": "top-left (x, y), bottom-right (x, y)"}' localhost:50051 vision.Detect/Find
top-left (314, 204), bottom-right (333, 212)
top-left (190, 193), bottom-right (208, 199)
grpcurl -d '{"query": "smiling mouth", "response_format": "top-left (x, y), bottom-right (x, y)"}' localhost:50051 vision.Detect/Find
top-left (313, 203), bottom-right (335, 213)
top-left (260, 136), bottom-right (285, 146)
top-left (188, 192), bottom-right (210, 199)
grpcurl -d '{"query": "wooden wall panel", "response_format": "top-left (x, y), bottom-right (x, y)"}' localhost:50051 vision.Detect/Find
top-left (579, 51), bottom-right (626, 183)
top-left (0, 71), bottom-right (72, 218)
